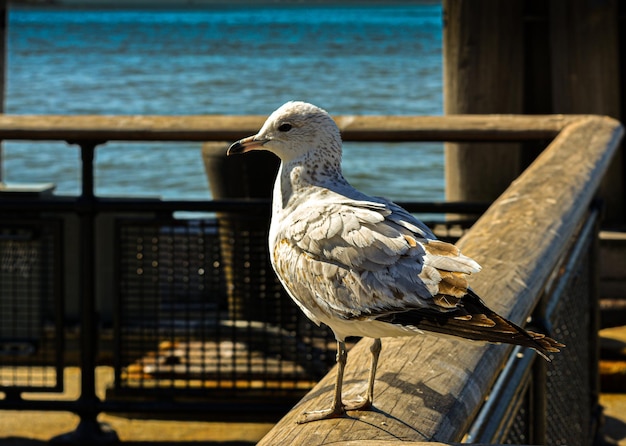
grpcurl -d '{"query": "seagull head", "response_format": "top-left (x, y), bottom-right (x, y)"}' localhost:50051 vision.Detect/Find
top-left (227, 101), bottom-right (342, 164)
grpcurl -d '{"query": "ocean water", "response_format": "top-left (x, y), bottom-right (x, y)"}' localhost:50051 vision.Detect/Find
top-left (4, 4), bottom-right (444, 201)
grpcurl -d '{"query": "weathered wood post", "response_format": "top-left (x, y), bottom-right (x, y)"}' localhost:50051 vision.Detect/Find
top-left (442, 0), bottom-right (525, 204)
top-left (549, 0), bottom-right (623, 223)
top-left (443, 0), bottom-right (624, 224)
top-left (202, 143), bottom-right (285, 323)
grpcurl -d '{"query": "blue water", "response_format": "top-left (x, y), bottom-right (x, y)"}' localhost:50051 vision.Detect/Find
top-left (4, 4), bottom-right (444, 201)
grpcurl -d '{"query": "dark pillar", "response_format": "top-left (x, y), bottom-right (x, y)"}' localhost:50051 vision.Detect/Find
top-left (549, 0), bottom-right (623, 223)
top-left (443, 0), bottom-right (525, 205)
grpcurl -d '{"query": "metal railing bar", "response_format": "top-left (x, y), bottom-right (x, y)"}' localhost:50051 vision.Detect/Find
top-left (464, 345), bottom-right (535, 443)
top-left (53, 218), bottom-right (66, 394)
top-left (77, 141), bottom-right (100, 200)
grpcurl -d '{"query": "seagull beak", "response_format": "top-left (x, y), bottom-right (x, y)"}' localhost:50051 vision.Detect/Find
top-left (227, 135), bottom-right (269, 155)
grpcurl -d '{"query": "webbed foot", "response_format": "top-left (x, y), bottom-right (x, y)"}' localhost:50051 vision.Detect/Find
top-left (343, 396), bottom-right (373, 412)
top-left (297, 406), bottom-right (346, 424)
top-left (297, 397), bottom-right (374, 424)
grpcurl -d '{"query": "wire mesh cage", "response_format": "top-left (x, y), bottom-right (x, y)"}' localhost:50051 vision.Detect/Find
top-left (504, 392), bottom-right (532, 444)
top-left (544, 252), bottom-right (594, 445)
top-left (0, 218), bottom-right (64, 393)
top-left (500, 256), bottom-right (595, 445)
top-left (112, 216), bottom-right (338, 406)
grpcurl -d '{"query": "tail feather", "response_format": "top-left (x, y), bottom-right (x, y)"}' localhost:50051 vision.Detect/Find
top-left (379, 290), bottom-right (564, 359)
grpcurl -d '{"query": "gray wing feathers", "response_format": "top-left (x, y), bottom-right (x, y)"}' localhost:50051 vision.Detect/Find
top-left (272, 198), bottom-right (481, 321)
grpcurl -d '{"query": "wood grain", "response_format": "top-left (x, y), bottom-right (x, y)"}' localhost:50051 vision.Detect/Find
top-left (443, 0), bottom-right (525, 203)
top-left (0, 114), bottom-right (577, 143)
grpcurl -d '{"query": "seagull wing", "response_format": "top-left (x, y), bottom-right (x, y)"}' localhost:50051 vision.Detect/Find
top-left (272, 194), bottom-right (563, 356)
top-left (272, 195), bottom-right (480, 321)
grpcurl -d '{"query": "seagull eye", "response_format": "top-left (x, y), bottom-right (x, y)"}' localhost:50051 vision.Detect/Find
top-left (278, 123), bottom-right (292, 132)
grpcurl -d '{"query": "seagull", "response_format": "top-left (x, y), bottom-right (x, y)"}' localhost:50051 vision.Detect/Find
top-left (227, 101), bottom-right (563, 423)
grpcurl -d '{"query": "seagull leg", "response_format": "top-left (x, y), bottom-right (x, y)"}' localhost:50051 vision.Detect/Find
top-left (344, 337), bottom-right (381, 412)
top-left (297, 340), bottom-right (348, 424)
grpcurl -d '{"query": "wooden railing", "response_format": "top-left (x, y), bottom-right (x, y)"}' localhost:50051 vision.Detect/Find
top-left (0, 114), bottom-right (622, 444)
top-left (0, 113), bottom-right (584, 142)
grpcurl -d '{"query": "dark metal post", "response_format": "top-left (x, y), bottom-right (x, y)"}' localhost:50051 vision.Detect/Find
top-left (589, 206), bottom-right (603, 442)
top-left (51, 141), bottom-right (119, 445)
top-left (78, 141), bottom-right (98, 415)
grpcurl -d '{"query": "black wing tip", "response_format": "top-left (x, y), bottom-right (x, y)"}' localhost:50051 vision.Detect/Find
top-left (526, 330), bottom-right (565, 361)
top-left (379, 289), bottom-right (565, 360)
top-left (371, 288), bottom-right (565, 360)
top-left (462, 289), bottom-right (565, 360)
